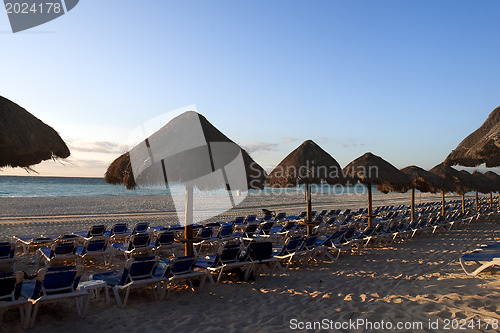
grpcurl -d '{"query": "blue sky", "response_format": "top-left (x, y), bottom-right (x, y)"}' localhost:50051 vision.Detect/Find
top-left (1, 0), bottom-right (500, 177)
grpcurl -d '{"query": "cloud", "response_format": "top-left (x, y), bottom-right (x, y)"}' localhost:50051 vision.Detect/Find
top-left (67, 139), bottom-right (129, 154)
top-left (342, 142), bottom-right (366, 148)
top-left (282, 137), bottom-right (298, 144)
top-left (241, 141), bottom-right (278, 154)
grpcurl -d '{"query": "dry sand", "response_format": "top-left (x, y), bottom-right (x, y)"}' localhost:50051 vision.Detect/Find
top-left (1, 192), bottom-right (499, 333)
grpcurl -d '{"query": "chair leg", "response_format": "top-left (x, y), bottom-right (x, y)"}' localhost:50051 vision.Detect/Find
top-left (29, 302), bottom-right (40, 328)
top-left (112, 287), bottom-right (123, 308)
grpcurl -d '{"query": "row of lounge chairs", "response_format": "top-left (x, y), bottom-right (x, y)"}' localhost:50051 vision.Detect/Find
top-left (1, 196), bottom-right (497, 329)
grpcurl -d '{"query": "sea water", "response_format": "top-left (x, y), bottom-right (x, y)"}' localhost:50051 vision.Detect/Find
top-left (0, 175), bottom-right (376, 198)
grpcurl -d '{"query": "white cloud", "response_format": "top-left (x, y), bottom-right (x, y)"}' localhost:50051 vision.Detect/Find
top-left (282, 137), bottom-right (298, 144)
top-left (67, 139), bottom-right (128, 154)
top-left (241, 141), bottom-right (278, 154)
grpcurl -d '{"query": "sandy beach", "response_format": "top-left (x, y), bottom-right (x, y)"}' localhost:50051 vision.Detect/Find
top-left (1, 192), bottom-right (500, 333)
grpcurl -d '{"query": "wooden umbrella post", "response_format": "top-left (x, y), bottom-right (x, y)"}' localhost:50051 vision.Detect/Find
top-left (462, 194), bottom-right (465, 214)
top-left (184, 185), bottom-right (194, 256)
top-left (441, 190), bottom-right (446, 217)
top-left (411, 188), bottom-right (415, 222)
top-left (367, 182), bottom-right (373, 227)
top-left (490, 192), bottom-right (493, 209)
top-left (306, 183), bottom-right (313, 235)
top-left (475, 190), bottom-right (479, 211)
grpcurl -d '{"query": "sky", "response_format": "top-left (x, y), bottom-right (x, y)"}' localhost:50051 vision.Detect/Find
top-left (1, 0), bottom-right (500, 178)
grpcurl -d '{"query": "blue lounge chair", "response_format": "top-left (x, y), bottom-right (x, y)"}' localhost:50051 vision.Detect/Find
top-left (106, 223), bottom-right (131, 242)
top-left (152, 231), bottom-right (182, 257)
top-left (76, 237), bottom-right (113, 266)
top-left (21, 265), bottom-right (89, 328)
top-left (460, 247), bottom-right (500, 276)
top-left (0, 242), bottom-right (17, 270)
top-left (36, 240), bottom-right (79, 267)
top-left (160, 256), bottom-right (210, 299)
top-left (74, 225), bottom-right (107, 239)
top-left (247, 241), bottom-right (281, 276)
top-left (272, 236), bottom-right (303, 270)
top-left (91, 256), bottom-right (162, 307)
top-left (12, 235), bottom-right (54, 254)
top-left (132, 222), bottom-right (149, 234)
top-left (195, 243), bottom-right (253, 284)
top-left (112, 233), bottom-right (154, 259)
top-left (0, 271), bottom-right (30, 329)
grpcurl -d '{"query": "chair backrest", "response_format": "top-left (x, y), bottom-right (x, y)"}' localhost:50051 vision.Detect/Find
top-left (128, 233), bottom-right (151, 250)
top-left (278, 236), bottom-right (303, 256)
top-left (50, 241), bottom-right (77, 258)
top-left (156, 231), bottom-right (175, 246)
top-left (0, 242), bottom-right (15, 259)
top-left (275, 212), bottom-right (287, 221)
top-left (245, 215), bottom-right (257, 223)
top-left (83, 238), bottom-right (108, 254)
top-left (215, 244), bottom-right (242, 265)
top-left (233, 217), bottom-right (245, 225)
top-left (132, 222), bottom-right (149, 234)
top-left (283, 221), bottom-right (297, 231)
top-left (297, 211), bottom-right (307, 219)
top-left (31, 266), bottom-right (83, 299)
top-left (197, 227), bottom-right (213, 239)
top-left (301, 234), bottom-right (318, 250)
top-left (261, 213), bottom-right (273, 222)
top-left (259, 221), bottom-right (274, 235)
top-left (218, 225), bottom-right (234, 238)
top-left (248, 242), bottom-right (273, 262)
top-left (118, 257), bottom-right (158, 285)
top-left (167, 256), bottom-right (196, 276)
top-left (0, 271), bottom-right (23, 301)
top-left (87, 225), bottom-right (106, 238)
top-left (110, 223), bottom-right (128, 235)
top-left (243, 224), bottom-right (259, 238)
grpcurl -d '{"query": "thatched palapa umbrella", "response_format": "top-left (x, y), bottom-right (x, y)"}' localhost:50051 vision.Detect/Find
top-left (429, 163), bottom-right (474, 214)
top-left (398, 166), bottom-right (455, 221)
top-left (483, 171), bottom-right (500, 208)
top-left (471, 171), bottom-right (495, 210)
top-left (343, 152), bottom-right (411, 227)
top-left (445, 106), bottom-right (500, 167)
top-left (267, 140), bottom-right (348, 234)
top-left (105, 111), bottom-right (266, 255)
top-left (0, 95), bottom-right (70, 169)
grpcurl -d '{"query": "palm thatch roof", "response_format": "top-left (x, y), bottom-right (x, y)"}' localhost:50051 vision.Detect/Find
top-left (399, 165), bottom-right (455, 193)
top-left (428, 163), bottom-right (473, 195)
top-left (445, 106), bottom-right (500, 167)
top-left (471, 170), bottom-right (495, 194)
top-left (105, 111), bottom-right (267, 190)
top-left (483, 171), bottom-right (500, 192)
top-left (267, 140), bottom-right (348, 187)
top-left (0, 95), bottom-right (70, 169)
top-left (343, 152), bottom-right (411, 193)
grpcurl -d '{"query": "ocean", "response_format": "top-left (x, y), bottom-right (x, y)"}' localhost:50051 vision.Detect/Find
top-left (0, 175), bottom-right (377, 198)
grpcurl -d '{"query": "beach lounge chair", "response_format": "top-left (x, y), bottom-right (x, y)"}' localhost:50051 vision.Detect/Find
top-left (106, 223), bottom-right (131, 242)
top-left (112, 233), bottom-right (154, 259)
top-left (74, 225), bottom-right (107, 239)
top-left (132, 222), bottom-right (149, 234)
top-left (91, 256), bottom-right (162, 307)
top-left (36, 240), bottom-right (79, 267)
top-left (76, 237), bottom-right (113, 266)
top-left (272, 236), bottom-right (303, 270)
top-left (12, 235), bottom-right (55, 254)
top-left (296, 234), bottom-right (322, 265)
top-left (247, 241), bottom-right (281, 276)
top-left (21, 265), bottom-right (89, 328)
top-left (0, 271), bottom-right (31, 329)
top-left (195, 242), bottom-right (253, 284)
top-left (160, 256), bottom-right (209, 299)
top-left (152, 231), bottom-right (183, 257)
top-left (0, 242), bottom-right (17, 270)
top-left (459, 247), bottom-right (500, 276)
